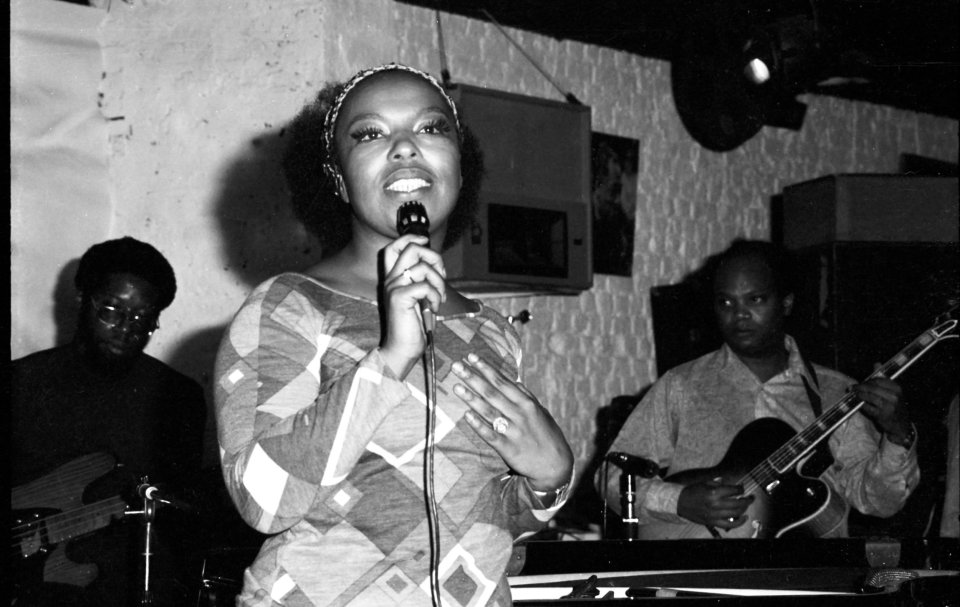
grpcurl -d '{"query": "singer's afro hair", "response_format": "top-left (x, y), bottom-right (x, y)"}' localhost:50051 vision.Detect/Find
top-left (75, 236), bottom-right (177, 310)
top-left (282, 75), bottom-right (484, 257)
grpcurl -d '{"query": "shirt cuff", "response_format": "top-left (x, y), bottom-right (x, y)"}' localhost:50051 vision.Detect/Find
top-left (646, 481), bottom-right (686, 523)
top-left (881, 424), bottom-right (918, 458)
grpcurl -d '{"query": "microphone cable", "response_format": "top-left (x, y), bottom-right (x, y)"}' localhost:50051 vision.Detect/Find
top-left (423, 327), bottom-right (442, 606)
top-left (600, 457), bottom-right (611, 539)
top-left (396, 201), bottom-right (443, 606)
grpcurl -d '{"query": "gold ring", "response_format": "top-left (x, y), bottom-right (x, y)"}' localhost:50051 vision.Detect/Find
top-left (492, 417), bottom-right (509, 434)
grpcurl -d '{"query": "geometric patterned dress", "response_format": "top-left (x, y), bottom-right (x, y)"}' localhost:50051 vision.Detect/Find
top-left (215, 273), bottom-right (563, 606)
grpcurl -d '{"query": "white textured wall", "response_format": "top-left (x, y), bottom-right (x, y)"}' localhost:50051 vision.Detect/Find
top-left (11, 0), bottom-right (958, 471)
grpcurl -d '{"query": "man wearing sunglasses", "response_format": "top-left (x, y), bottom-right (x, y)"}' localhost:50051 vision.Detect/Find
top-left (11, 236), bottom-right (206, 607)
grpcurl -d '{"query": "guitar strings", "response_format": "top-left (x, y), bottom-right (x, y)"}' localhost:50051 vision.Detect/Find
top-left (10, 497), bottom-right (127, 554)
top-left (11, 502), bottom-right (126, 551)
top-left (11, 496), bottom-right (126, 537)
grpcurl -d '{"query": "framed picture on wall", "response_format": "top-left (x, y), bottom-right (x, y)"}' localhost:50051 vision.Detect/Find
top-left (591, 132), bottom-right (639, 276)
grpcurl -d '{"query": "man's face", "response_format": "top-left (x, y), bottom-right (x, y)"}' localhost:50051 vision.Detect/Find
top-left (713, 256), bottom-right (793, 360)
top-left (79, 272), bottom-right (161, 366)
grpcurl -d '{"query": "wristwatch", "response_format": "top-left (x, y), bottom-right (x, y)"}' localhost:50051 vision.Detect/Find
top-left (888, 424), bottom-right (917, 450)
top-left (530, 478), bottom-right (572, 509)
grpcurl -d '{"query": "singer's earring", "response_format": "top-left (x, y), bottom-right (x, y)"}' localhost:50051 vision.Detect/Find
top-left (334, 172), bottom-right (349, 203)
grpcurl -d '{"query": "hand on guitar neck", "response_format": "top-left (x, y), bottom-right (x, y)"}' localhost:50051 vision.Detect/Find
top-left (852, 375), bottom-right (913, 447)
top-left (677, 477), bottom-right (755, 532)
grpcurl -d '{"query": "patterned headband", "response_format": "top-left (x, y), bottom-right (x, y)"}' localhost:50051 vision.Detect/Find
top-left (321, 63), bottom-right (462, 185)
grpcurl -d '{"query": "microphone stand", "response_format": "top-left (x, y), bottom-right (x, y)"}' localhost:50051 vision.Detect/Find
top-left (602, 452), bottom-right (660, 540)
top-left (125, 475), bottom-right (158, 606)
top-left (619, 473), bottom-right (639, 540)
top-left (423, 326), bottom-right (442, 607)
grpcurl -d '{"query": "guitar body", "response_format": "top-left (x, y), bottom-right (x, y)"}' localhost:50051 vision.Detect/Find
top-left (636, 418), bottom-right (847, 540)
top-left (10, 453), bottom-right (126, 599)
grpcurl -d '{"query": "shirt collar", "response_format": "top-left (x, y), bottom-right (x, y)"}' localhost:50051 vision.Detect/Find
top-left (719, 334), bottom-right (814, 385)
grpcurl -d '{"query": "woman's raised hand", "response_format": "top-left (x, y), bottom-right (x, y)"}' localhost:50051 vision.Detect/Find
top-left (378, 234), bottom-right (447, 378)
top-left (452, 353), bottom-right (574, 491)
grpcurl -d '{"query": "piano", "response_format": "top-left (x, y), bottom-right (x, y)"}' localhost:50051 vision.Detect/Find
top-left (507, 538), bottom-right (960, 605)
top-left (196, 538), bottom-right (958, 605)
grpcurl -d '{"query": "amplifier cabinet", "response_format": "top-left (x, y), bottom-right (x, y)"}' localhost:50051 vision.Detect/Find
top-left (790, 241), bottom-right (958, 379)
top-left (781, 174), bottom-right (958, 249)
top-left (790, 241), bottom-right (959, 538)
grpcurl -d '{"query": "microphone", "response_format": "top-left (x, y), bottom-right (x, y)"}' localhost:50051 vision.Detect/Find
top-left (137, 482), bottom-right (196, 513)
top-left (606, 451), bottom-right (660, 478)
top-left (396, 201), bottom-right (435, 332)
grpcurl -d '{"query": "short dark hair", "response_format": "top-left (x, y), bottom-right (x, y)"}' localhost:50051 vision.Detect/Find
top-left (282, 73), bottom-right (484, 256)
top-left (74, 237), bottom-right (177, 310)
top-left (711, 238), bottom-right (797, 297)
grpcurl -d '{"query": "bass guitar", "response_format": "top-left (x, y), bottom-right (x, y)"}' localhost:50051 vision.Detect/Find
top-left (637, 307), bottom-right (958, 540)
top-left (10, 452), bottom-right (129, 595)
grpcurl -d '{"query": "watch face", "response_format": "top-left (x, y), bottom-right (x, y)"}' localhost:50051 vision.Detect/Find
top-left (533, 482), bottom-right (570, 509)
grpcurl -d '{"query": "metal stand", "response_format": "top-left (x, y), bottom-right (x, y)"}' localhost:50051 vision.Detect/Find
top-left (619, 473), bottom-right (639, 540)
top-left (602, 452), bottom-right (660, 539)
top-left (125, 478), bottom-right (158, 606)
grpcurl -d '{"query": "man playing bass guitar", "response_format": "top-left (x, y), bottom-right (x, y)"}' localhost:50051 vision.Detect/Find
top-left (601, 239), bottom-right (919, 539)
top-left (11, 237), bottom-right (206, 606)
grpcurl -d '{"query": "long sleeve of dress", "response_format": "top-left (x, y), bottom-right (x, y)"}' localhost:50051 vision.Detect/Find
top-left (215, 275), bottom-right (411, 533)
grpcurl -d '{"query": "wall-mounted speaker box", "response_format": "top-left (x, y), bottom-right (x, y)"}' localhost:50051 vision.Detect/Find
top-left (781, 174), bottom-right (958, 250)
top-left (444, 84), bottom-right (593, 296)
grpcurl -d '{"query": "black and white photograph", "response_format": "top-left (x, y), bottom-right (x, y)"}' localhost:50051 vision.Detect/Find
top-left (10, 1), bottom-right (958, 606)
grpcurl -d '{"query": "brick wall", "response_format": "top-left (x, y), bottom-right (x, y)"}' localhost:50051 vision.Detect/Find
top-left (13, 0), bottom-right (958, 472)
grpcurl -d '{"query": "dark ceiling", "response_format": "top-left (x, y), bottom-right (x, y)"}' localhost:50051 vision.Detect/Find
top-left (400, 0), bottom-right (959, 120)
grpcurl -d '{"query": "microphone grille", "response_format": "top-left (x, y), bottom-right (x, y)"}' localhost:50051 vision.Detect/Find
top-left (396, 201), bottom-right (430, 239)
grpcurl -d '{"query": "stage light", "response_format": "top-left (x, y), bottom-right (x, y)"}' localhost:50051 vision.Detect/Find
top-left (741, 32), bottom-right (779, 86)
top-left (671, 0), bottom-right (829, 151)
top-left (745, 57), bottom-right (772, 84)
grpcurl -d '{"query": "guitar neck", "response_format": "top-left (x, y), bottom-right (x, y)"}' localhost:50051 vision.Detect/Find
top-left (44, 496), bottom-right (128, 545)
top-left (743, 317), bottom-right (957, 492)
